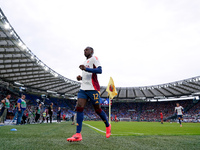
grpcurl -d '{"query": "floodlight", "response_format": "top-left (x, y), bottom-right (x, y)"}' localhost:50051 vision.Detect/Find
top-left (18, 41), bottom-right (23, 47)
top-left (21, 44), bottom-right (27, 50)
top-left (31, 55), bottom-right (35, 60)
top-left (39, 62), bottom-right (45, 67)
top-left (54, 73), bottom-right (58, 77)
top-left (47, 90), bottom-right (57, 94)
top-left (14, 82), bottom-right (24, 86)
top-left (44, 66), bottom-right (48, 71)
top-left (4, 23), bottom-right (11, 30)
top-left (9, 31), bottom-right (14, 35)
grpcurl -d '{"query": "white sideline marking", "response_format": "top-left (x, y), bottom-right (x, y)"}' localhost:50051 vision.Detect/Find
top-left (83, 123), bottom-right (144, 136)
top-left (83, 123), bottom-right (106, 133)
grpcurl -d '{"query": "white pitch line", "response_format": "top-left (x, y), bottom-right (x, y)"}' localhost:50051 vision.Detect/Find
top-left (83, 123), bottom-right (106, 133)
top-left (83, 123), bottom-right (144, 136)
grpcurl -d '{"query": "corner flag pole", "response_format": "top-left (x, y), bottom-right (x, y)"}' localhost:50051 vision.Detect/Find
top-left (109, 96), bottom-right (111, 124)
top-left (106, 77), bottom-right (118, 124)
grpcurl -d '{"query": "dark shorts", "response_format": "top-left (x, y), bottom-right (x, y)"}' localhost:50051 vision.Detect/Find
top-left (77, 89), bottom-right (100, 105)
top-left (177, 115), bottom-right (183, 119)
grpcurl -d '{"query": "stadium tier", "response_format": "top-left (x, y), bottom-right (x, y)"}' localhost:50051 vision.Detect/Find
top-left (0, 8), bottom-right (200, 123)
top-left (1, 8), bottom-right (200, 101)
top-left (1, 86), bottom-right (200, 123)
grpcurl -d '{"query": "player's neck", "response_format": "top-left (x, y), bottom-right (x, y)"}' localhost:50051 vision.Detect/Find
top-left (86, 55), bottom-right (92, 59)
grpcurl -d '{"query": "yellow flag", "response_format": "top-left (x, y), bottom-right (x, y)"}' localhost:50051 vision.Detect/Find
top-left (106, 77), bottom-right (118, 99)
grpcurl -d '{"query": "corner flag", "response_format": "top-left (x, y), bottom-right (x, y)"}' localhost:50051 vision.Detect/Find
top-left (106, 77), bottom-right (117, 124)
top-left (106, 77), bottom-right (118, 99)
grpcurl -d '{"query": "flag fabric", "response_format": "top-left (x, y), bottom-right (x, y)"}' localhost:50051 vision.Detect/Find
top-left (106, 77), bottom-right (118, 99)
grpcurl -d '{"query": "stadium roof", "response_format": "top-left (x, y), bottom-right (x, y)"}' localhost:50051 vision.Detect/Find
top-left (1, 8), bottom-right (200, 101)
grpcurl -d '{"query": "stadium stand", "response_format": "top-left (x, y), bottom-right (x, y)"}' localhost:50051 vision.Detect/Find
top-left (0, 7), bottom-right (200, 124)
top-left (1, 84), bottom-right (200, 123)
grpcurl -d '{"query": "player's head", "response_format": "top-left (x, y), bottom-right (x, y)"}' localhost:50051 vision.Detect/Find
top-left (21, 95), bottom-right (26, 100)
top-left (176, 103), bottom-right (179, 107)
top-left (84, 47), bottom-right (94, 58)
top-left (6, 94), bottom-right (11, 99)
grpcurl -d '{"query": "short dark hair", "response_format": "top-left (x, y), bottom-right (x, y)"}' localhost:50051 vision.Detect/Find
top-left (85, 46), bottom-right (94, 52)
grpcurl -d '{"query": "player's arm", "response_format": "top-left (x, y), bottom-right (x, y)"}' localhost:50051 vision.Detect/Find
top-left (182, 107), bottom-right (184, 114)
top-left (79, 65), bottom-right (102, 74)
top-left (36, 107), bottom-right (38, 113)
top-left (86, 66), bottom-right (102, 74)
top-left (17, 101), bottom-right (21, 111)
top-left (174, 108), bottom-right (177, 114)
top-left (1, 100), bottom-right (5, 106)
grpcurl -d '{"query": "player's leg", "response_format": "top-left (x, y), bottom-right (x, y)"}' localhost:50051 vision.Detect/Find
top-left (74, 113), bottom-right (77, 125)
top-left (12, 111), bottom-right (17, 123)
top-left (179, 115), bottom-right (183, 127)
top-left (178, 116), bottom-right (182, 127)
top-left (67, 98), bottom-right (86, 142)
top-left (67, 90), bottom-right (87, 142)
top-left (75, 98), bottom-right (87, 133)
top-left (161, 118), bottom-right (163, 124)
top-left (93, 104), bottom-right (109, 127)
top-left (90, 91), bottom-right (111, 138)
top-left (93, 104), bottom-right (111, 138)
top-left (50, 113), bottom-right (52, 123)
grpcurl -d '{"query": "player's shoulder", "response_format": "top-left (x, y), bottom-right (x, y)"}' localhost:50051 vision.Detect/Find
top-left (91, 56), bottom-right (99, 61)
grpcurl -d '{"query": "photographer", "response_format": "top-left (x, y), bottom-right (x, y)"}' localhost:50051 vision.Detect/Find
top-left (35, 103), bottom-right (42, 123)
top-left (48, 103), bottom-right (53, 123)
top-left (57, 107), bottom-right (61, 123)
top-left (0, 94), bottom-right (11, 125)
top-left (12, 101), bottom-right (18, 123)
top-left (16, 95), bottom-right (26, 125)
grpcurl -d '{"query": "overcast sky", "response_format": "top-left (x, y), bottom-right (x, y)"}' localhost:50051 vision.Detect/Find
top-left (1, 0), bottom-right (200, 87)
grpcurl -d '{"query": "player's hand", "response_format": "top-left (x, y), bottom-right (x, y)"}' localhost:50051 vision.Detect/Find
top-left (77, 75), bottom-right (82, 81)
top-left (79, 65), bottom-right (86, 71)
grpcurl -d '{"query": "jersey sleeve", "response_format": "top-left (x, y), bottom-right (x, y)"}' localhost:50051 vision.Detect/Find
top-left (17, 99), bottom-right (21, 103)
top-left (93, 56), bottom-right (101, 68)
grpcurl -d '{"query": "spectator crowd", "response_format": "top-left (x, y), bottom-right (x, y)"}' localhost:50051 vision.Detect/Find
top-left (1, 86), bottom-right (200, 125)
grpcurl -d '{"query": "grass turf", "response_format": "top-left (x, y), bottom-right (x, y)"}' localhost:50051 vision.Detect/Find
top-left (85, 121), bottom-right (200, 136)
top-left (0, 121), bottom-right (200, 150)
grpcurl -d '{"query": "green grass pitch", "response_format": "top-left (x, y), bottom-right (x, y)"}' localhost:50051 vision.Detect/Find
top-left (0, 121), bottom-right (200, 150)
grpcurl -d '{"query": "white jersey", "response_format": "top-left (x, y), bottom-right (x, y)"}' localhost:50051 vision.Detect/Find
top-left (175, 106), bottom-right (183, 115)
top-left (80, 56), bottom-right (101, 91)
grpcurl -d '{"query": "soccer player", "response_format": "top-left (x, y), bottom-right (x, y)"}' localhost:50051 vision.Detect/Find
top-left (115, 114), bottom-right (118, 123)
top-left (160, 112), bottom-right (163, 124)
top-left (67, 47), bottom-right (111, 142)
top-left (175, 103), bottom-right (184, 127)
